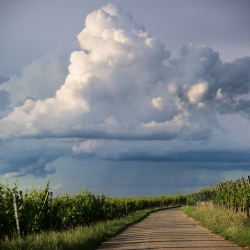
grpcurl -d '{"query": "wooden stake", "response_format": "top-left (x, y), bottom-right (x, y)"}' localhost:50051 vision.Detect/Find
top-left (38, 192), bottom-right (49, 220)
top-left (49, 192), bottom-right (53, 228)
top-left (12, 191), bottom-right (20, 237)
top-left (19, 191), bottom-right (29, 233)
top-left (236, 179), bottom-right (240, 189)
top-left (241, 177), bottom-right (245, 186)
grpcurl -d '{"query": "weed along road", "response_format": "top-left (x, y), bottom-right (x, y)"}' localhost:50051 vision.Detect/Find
top-left (97, 207), bottom-right (243, 249)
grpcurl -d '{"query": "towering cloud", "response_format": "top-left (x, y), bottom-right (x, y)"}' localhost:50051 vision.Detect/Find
top-left (0, 3), bottom-right (250, 178)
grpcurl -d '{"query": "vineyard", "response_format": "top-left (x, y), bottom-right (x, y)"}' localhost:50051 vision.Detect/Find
top-left (0, 180), bottom-right (186, 239)
top-left (1, 175), bottom-right (250, 241)
top-left (187, 176), bottom-right (250, 216)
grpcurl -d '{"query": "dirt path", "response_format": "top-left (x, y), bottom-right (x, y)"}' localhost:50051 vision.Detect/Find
top-left (97, 207), bottom-right (244, 249)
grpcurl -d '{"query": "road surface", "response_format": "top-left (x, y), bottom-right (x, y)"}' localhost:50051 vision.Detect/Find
top-left (97, 207), bottom-right (244, 249)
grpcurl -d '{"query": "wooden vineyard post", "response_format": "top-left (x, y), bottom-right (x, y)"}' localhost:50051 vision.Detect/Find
top-left (59, 202), bottom-right (64, 230)
top-left (12, 191), bottom-right (21, 237)
top-left (244, 195), bottom-right (246, 215)
top-left (49, 192), bottom-right (53, 228)
top-left (230, 181), bottom-right (234, 212)
top-left (226, 182), bottom-right (229, 210)
top-left (235, 181), bottom-right (238, 213)
top-left (236, 179), bottom-right (240, 213)
top-left (38, 192), bottom-right (49, 220)
top-left (19, 191), bottom-right (29, 233)
top-left (49, 192), bottom-right (53, 208)
top-left (241, 178), bottom-right (246, 214)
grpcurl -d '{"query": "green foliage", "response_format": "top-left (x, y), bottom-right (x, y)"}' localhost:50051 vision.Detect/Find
top-left (186, 193), bottom-right (197, 205)
top-left (0, 179), bottom-right (186, 240)
top-left (185, 176), bottom-right (250, 215)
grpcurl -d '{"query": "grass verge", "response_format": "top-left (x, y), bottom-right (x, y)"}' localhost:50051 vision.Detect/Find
top-left (180, 205), bottom-right (250, 248)
top-left (0, 206), bottom-right (177, 250)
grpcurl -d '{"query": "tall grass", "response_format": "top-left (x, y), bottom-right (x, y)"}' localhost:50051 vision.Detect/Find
top-left (181, 205), bottom-right (250, 248)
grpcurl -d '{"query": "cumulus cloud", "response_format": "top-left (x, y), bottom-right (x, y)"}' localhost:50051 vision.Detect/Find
top-left (1, 49), bottom-right (70, 106)
top-left (0, 4), bottom-right (209, 141)
top-left (0, 3), bottom-right (250, 177)
top-left (187, 82), bottom-right (208, 104)
top-left (151, 97), bottom-right (163, 110)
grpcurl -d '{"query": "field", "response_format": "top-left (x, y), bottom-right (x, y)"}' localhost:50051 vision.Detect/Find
top-left (1, 175), bottom-right (250, 249)
top-left (0, 179), bottom-right (185, 240)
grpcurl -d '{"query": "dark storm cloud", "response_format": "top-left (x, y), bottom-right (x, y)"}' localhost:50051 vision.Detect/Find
top-left (72, 139), bottom-right (250, 165)
top-left (0, 138), bottom-right (72, 178)
top-left (119, 150), bottom-right (250, 164)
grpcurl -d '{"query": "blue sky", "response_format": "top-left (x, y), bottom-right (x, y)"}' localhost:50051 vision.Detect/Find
top-left (0, 0), bottom-right (250, 196)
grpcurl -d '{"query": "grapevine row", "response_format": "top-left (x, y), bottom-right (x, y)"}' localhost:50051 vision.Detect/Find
top-left (186, 175), bottom-right (250, 216)
top-left (0, 180), bottom-right (186, 239)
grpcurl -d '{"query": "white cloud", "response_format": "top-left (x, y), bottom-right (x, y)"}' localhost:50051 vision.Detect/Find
top-left (168, 84), bottom-right (177, 94)
top-left (187, 82), bottom-right (208, 104)
top-left (72, 139), bottom-right (99, 154)
top-left (4, 172), bottom-right (20, 179)
top-left (1, 49), bottom-right (69, 106)
top-left (0, 3), bottom-right (184, 140)
top-left (197, 102), bottom-right (205, 109)
top-left (1, 4), bottom-right (249, 143)
top-left (151, 97), bottom-right (163, 110)
top-left (215, 88), bottom-right (223, 100)
top-left (52, 183), bottom-right (65, 190)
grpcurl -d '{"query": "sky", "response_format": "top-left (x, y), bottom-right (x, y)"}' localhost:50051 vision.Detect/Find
top-left (0, 0), bottom-right (250, 197)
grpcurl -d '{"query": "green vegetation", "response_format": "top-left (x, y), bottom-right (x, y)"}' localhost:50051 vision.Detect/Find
top-left (1, 175), bottom-right (249, 249)
top-left (181, 205), bottom-right (250, 248)
top-left (185, 176), bottom-right (250, 216)
top-left (0, 179), bottom-right (185, 239)
top-left (183, 175), bottom-right (250, 247)
top-left (0, 207), bottom-right (175, 250)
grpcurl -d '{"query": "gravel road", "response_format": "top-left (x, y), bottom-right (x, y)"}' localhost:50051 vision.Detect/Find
top-left (97, 207), bottom-right (244, 249)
